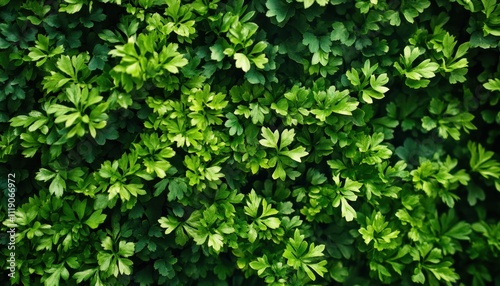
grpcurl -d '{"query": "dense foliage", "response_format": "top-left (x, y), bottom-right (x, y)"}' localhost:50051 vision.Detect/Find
top-left (1, 0), bottom-right (500, 285)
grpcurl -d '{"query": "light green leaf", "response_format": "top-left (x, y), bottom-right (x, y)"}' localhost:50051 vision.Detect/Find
top-left (208, 233), bottom-right (224, 252)
top-left (281, 146), bottom-right (309, 162)
top-left (261, 217), bottom-right (281, 229)
top-left (280, 129), bottom-right (295, 149)
top-left (36, 168), bottom-right (56, 181)
top-left (484, 78), bottom-right (500, 91)
top-left (234, 53), bottom-right (251, 72)
top-left (73, 269), bottom-right (97, 283)
top-left (272, 162), bottom-right (287, 180)
top-left (251, 54), bottom-right (268, 69)
top-left (118, 240), bottom-right (135, 257)
top-left (50, 174), bottom-right (66, 197)
top-left (259, 127), bottom-right (279, 149)
top-left (303, 32), bottom-right (319, 53)
top-left (163, 54), bottom-right (188, 73)
top-left (340, 198), bottom-right (357, 221)
top-left (85, 210), bottom-right (107, 229)
top-left (205, 166), bottom-right (224, 181)
top-left (159, 216), bottom-right (180, 235)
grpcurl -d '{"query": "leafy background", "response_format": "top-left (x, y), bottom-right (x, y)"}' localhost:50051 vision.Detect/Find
top-left (1, 0), bottom-right (500, 285)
